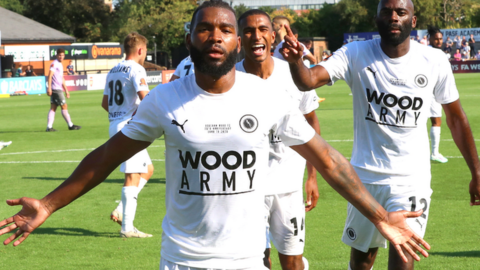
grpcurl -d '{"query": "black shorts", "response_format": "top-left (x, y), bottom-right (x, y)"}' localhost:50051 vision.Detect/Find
top-left (50, 90), bottom-right (66, 106)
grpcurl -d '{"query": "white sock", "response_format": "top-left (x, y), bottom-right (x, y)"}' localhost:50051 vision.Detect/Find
top-left (121, 186), bottom-right (139, 232)
top-left (115, 178), bottom-right (147, 215)
top-left (348, 262), bottom-right (372, 270)
top-left (430, 126), bottom-right (441, 155)
top-left (138, 177), bottom-right (148, 191)
top-left (302, 257), bottom-right (309, 270)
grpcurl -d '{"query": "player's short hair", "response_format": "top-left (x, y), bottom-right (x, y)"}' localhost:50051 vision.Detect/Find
top-left (190, 0), bottom-right (237, 30)
top-left (237, 9), bottom-right (272, 29)
top-left (272, 15), bottom-right (291, 25)
top-left (427, 25), bottom-right (442, 37)
top-left (56, 48), bottom-right (65, 55)
top-left (124, 32), bottom-right (148, 55)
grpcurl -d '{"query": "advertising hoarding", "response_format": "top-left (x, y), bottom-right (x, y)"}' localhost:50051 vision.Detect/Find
top-left (450, 60), bottom-right (480, 73)
top-left (87, 74), bottom-right (107, 90)
top-left (4, 45), bottom-right (50, 62)
top-left (50, 46), bottom-right (90, 60)
top-left (146, 70), bottom-right (162, 86)
top-left (0, 76), bottom-right (46, 95)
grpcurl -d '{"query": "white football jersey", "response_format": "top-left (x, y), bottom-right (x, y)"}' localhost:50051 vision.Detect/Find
top-left (121, 71), bottom-right (315, 268)
top-left (173, 56), bottom-right (195, 78)
top-left (320, 39), bottom-right (459, 185)
top-left (103, 60), bottom-right (149, 122)
top-left (236, 57), bottom-right (319, 194)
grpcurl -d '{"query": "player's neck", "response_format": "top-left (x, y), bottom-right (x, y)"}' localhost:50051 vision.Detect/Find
top-left (125, 55), bottom-right (139, 64)
top-left (379, 39), bottom-right (410, 59)
top-left (195, 68), bottom-right (236, 94)
top-left (243, 56), bottom-right (274, 79)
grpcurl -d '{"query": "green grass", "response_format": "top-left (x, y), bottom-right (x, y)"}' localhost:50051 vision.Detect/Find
top-left (1, 74), bottom-right (480, 269)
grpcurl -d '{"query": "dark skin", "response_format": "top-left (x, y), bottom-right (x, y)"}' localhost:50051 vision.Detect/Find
top-left (282, 0), bottom-right (480, 269)
top-left (239, 13), bottom-right (320, 270)
top-left (0, 7), bottom-right (430, 266)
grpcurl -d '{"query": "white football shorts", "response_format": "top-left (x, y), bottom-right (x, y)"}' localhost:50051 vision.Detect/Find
top-left (159, 258), bottom-right (268, 270)
top-left (109, 118), bottom-right (151, 174)
top-left (430, 99), bottom-right (443, 118)
top-left (265, 190), bottom-right (305, 255)
top-left (342, 183), bottom-right (432, 253)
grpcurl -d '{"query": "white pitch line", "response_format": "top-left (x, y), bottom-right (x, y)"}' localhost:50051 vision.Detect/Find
top-left (0, 145), bottom-right (163, 156)
top-left (0, 159), bottom-right (166, 164)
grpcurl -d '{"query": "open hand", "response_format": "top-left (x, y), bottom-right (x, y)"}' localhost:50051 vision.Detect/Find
top-left (0, 197), bottom-right (51, 246)
top-left (305, 178), bottom-right (319, 212)
top-left (280, 24), bottom-right (304, 63)
top-left (469, 179), bottom-right (480, 206)
top-left (375, 210), bottom-right (430, 263)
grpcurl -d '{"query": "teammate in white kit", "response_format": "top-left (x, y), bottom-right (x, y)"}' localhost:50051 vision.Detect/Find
top-left (101, 32), bottom-right (154, 238)
top-left (170, 55), bottom-right (195, 82)
top-left (280, 0), bottom-right (480, 269)
top-left (427, 26), bottom-right (449, 163)
top-left (0, 1), bottom-right (432, 269)
top-left (46, 48), bottom-right (81, 132)
top-left (236, 10), bottom-right (320, 270)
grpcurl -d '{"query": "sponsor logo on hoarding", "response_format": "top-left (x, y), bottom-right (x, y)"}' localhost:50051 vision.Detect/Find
top-left (91, 45), bottom-right (122, 59)
top-left (0, 77), bottom-right (46, 95)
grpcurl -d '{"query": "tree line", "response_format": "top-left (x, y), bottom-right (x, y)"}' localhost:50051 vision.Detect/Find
top-left (2, 0), bottom-right (480, 53)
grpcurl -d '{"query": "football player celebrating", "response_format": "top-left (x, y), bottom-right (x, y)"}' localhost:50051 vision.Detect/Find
top-left (101, 32), bottom-right (154, 238)
top-left (236, 9), bottom-right (320, 270)
top-left (1, 1), bottom-right (430, 269)
top-left (280, 0), bottom-right (480, 269)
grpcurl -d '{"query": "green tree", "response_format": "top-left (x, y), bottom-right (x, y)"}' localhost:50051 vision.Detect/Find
top-left (110, 0), bottom-right (197, 52)
top-left (0, 0), bottom-right (24, 14)
top-left (233, 3), bottom-right (249, 18)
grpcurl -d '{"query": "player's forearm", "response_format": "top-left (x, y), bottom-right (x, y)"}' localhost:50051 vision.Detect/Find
top-left (292, 135), bottom-right (388, 224)
top-left (305, 112), bottom-right (320, 180)
top-left (446, 108), bottom-right (480, 178)
top-left (289, 59), bottom-right (317, 91)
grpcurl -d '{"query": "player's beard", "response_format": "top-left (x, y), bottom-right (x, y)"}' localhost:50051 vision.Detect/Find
top-left (190, 45), bottom-right (238, 78)
top-left (377, 19), bottom-right (412, 46)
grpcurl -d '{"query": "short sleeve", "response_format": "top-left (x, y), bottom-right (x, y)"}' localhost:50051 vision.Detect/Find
top-left (271, 94), bottom-right (315, 147)
top-left (121, 91), bottom-right (164, 142)
top-left (299, 90), bottom-right (319, 115)
top-left (173, 60), bottom-right (184, 77)
top-left (132, 67), bottom-right (149, 92)
top-left (49, 62), bottom-right (56, 72)
top-left (433, 57), bottom-right (460, 104)
top-left (103, 74), bottom-right (110, 95)
top-left (318, 43), bottom-right (354, 85)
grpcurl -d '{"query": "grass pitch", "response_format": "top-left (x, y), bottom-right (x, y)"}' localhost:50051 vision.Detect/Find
top-left (1, 74), bottom-right (480, 269)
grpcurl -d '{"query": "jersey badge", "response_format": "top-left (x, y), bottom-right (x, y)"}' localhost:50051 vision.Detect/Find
top-left (239, 115), bottom-right (258, 133)
top-left (140, 78), bottom-right (147, 86)
top-left (172, 119), bottom-right (188, 133)
top-left (346, 227), bottom-right (357, 240)
top-left (414, 75), bottom-right (428, 88)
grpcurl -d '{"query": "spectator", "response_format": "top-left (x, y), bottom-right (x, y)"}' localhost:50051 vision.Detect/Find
top-left (476, 50), bottom-right (480, 60)
top-left (304, 39), bottom-right (314, 55)
top-left (461, 36), bottom-right (468, 47)
top-left (454, 49), bottom-right (462, 61)
top-left (25, 65), bottom-right (37, 76)
top-left (321, 51), bottom-right (329, 61)
top-left (445, 37), bottom-right (453, 47)
top-left (463, 43), bottom-right (471, 57)
top-left (468, 34), bottom-right (476, 59)
top-left (444, 42), bottom-right (452, 54)
top-left (420, 35), bottom-right (428, 45)
top-left (15, 64), bottom-right (25, 77)
top-left (416, 35), bottom-right (421, 42)
top-left (67, 61), bottom-right (75, 75)
top-left (462, 50), bottom-right (469, 60)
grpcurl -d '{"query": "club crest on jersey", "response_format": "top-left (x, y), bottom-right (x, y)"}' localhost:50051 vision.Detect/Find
top-left (239, 115), bottom-right (258, 133)
top-left (140, 78), bottom-right (147, 86)
top-left (414, 75), bottom-right (428, 88)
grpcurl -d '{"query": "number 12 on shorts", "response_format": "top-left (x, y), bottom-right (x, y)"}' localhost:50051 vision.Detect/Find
top-left (409, 196), bottom-right (427, 219)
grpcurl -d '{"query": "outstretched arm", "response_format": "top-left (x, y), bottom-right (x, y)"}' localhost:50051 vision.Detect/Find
top-left (0, 132), bottom-right (151, 246)
top-left (280, 25), bottom-right (331, 91)
top-left (291, 134), bottom-right (430, 262)
top-left (443, 100), bottom-right (480, 205)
